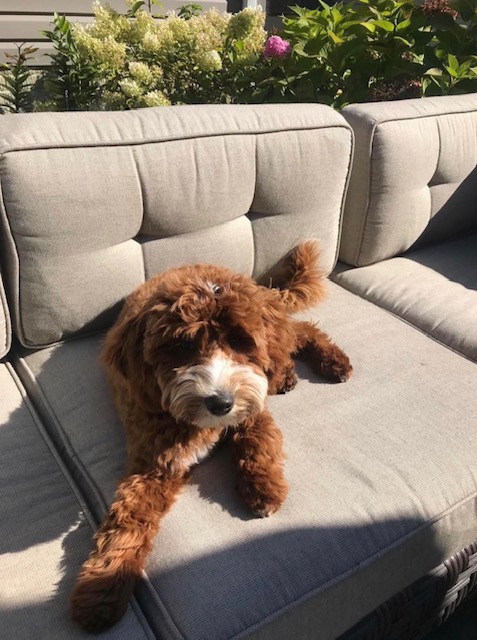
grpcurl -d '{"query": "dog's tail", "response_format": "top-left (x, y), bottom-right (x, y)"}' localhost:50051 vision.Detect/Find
top-left (278, 240), bottom-right (327, 313)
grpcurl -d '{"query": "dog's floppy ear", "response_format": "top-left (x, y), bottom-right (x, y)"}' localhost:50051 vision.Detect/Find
top-left (142, 303), bottom-right (170, 365)
top-left (101, 306), bottom-right (147, 381)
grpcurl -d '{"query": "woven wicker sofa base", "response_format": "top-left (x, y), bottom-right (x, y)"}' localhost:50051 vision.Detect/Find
top-left (340, 542), bottom-right (477, 640)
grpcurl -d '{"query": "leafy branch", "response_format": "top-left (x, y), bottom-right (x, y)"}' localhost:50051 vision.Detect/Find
top-left (0, 43), bottom-right (38, 113)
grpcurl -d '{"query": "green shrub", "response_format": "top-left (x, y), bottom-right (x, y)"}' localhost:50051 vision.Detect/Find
top-left (39, 1), bottom-right (267, 110)
top-left (0, 44), bottom-right (38, 113)
top-left (255, 0), bottom-right (477, 107)
top-left (1, 0), bottom-right (477, 113)
top-left (42, 13), bottom-right (100, 110)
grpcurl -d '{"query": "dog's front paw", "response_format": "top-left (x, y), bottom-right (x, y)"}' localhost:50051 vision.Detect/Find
top-left (321, 351), bottom-right (353, 383)
top-left (250, 497), bottom-right (283, 518)
top-left (71, 570), bottom-right (134, 633)
top-left (237, 472), bottom-right (288, 518)
top-left (277, 369), bottom-right (298, 394)
top-left (269, 362), bottom-right (298, 395)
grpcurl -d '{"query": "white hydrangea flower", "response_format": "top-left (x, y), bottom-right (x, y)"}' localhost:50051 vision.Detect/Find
top-left (128, 61), bottom-right (154, 85)
top-left (143, 30), bottom-right (162, 53)
top-left (73, 29), bottom-right (126, 71)
top-left (119, 78), bottom-right (143, 98)
top-left (225, 8), bottom-right (266, 58)
top-left (143, 90), bottom-right (171, 107)
top-left (197, 50), bottom-right (222, 72)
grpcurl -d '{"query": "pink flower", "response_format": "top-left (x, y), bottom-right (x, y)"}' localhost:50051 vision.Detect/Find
top-left (263, 35), bottom-right (291, 60)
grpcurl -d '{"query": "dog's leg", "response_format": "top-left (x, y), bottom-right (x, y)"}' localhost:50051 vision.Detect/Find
top-left (267, 359), bottom-right (298, 395)
top-left (293, 320), bottom-right (352, 382)
top-left (230, 409), bottom-right (288, 518)
top-left (70, 469), bottom-right (185, 633)
top-left (71, 427), bottom-right (220, 633)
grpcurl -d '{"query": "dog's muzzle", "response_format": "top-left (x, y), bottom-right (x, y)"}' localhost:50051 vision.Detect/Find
top-left (165, 353), bottom-right (268, 428)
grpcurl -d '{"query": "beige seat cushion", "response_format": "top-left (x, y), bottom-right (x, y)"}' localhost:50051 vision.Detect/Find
top-left (13, 283), bottom-right (477, 640)
top-left (333, 235), bottom-right (477, 361)
top-left (0, 364), bottom-right (154, 639)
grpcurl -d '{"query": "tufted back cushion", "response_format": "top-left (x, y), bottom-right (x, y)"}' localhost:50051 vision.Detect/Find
top-left (0, 104), bottom-right (352, 348)
top-left (340, 93), bottom-right (477, 267)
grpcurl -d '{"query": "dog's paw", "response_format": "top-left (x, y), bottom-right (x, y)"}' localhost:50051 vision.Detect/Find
top-left (321, 353), bottom-right (353, 383)
top-left (270, 362), bottom-right (298, 395)
top-left (237, 473), bottom-right (288, 518)
top-left (277, 370), bottom-right (298, 394)
top-left (70, 571), bottom-right (133, 633)
top-left (250, 498), bottom-right (283, 518)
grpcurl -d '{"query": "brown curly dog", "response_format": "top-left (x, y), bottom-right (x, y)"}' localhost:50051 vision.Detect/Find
top-left (70, 240), bottom-right (352, 633)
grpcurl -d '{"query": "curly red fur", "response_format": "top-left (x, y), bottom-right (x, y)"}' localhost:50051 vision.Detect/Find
top-left (278, 240), bottom-right (327, 312)
top-left (70, 241), bottom-right (352, 633)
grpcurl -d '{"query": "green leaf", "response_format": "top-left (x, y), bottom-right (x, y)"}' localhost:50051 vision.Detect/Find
top-left (303, 35), bottom-right (327, 55)
top-left (126, 0), bottom-right (144, 15)
top-left (394, 35), bottom-right (413, 46)
top-left (293, 43), bottom-right (312, 57)
top-left (317, 0), bottom-right (331, 15)
top-left (331, 8), bottom-right (344, 24)
top-left (458, 59), bottom-right (472, 73)
top-left (367, 6), bottom-right (382, 18)
top-left (444, 65), bottom-right (458, 77)
top-left (327, 30), bottom-right (344, 44)
top-left (359, 21), bottom-right (376, 32)
top-left (425, 67), bottom-right (443, 76)
top-left (372, 19), bottom-right (395, 31)
top-left (447, 54), bottom-right (459, 71)
top-left (396, 18), bottom-right (411, 31)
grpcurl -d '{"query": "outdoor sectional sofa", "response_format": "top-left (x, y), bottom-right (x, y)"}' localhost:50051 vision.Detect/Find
top-left (0, 93), bottom-right (476, 640)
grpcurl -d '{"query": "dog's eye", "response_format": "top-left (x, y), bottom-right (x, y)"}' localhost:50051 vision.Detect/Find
top-left (177, 339), bottom-right (196, 351)
top-left (228, 331), bottom-right (255, 352)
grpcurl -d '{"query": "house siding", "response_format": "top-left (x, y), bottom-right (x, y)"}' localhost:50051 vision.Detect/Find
top-left (0, 0), bottom-right (229, 66)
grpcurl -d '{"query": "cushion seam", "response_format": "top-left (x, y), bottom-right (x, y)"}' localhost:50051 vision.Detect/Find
top-left (0, 123), bottom-right (353, 155)
top-left (343, 102), bottom-right (477, 127)
top-left (128, 601), bottom-right (157, 640)
top-left (0, 278), bottom-right (11, 357)
top-left (0, 169), bottom-right (25, 346)
top-left (355, 121), bottom-right (377, 266)
top-left (430, 115), bottom-right (443, 194)
top-left (13, 353), bottom-right (110, 513)
top-left (137, 578), bottom-right (186, 640)
top-left (5, 361), bottom-right (99, 529)
top-left (130, 147), bottom-right (147, 283)
top-left (4, 362), bottom-right (156, 639)
top-left (333, 127), bottom-right (355, 270)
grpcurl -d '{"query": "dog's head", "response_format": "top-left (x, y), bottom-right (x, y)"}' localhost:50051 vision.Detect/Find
top-left (104, 264), bottom-right (275, 429)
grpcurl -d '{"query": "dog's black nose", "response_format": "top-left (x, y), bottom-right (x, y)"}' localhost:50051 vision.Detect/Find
top-left (204, 393), bottom-right (234, 416)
